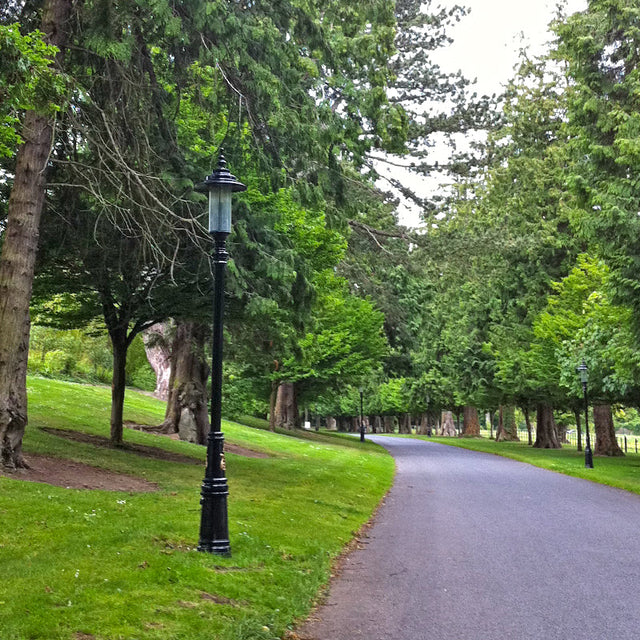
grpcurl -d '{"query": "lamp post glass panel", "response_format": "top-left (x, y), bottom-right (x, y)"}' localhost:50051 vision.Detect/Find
top-left (359, 387), bottom-right (365, 442)
top-left (196, 153), bottom-right (246, 555)
top-left (577, 360), bottom-right (594, 469)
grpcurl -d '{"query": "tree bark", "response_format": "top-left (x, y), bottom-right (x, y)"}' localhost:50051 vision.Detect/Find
top-left (0, 0), bottom-right (73, 468)
top-left (462, 406), bottom-right (481, 436)
top-left (496, 405), bottom-right (519, 442)
top-left (273, 382), bottom-right (298, 429)
top-left (160, 322), bottom-right (209, 444)
top-left (418, 413), bottom-right (429, 435)
top-left (399, 413), bottom-right (412, 434)
top-left (383, 415), bottom-right (394, 433)
top-left (0, 311), bottom-right (29, 469)
top-left (142, 322), bottom-right (173, 400)
top-left (109, 328), bottom-right (129, 446)
top-left (574, 408), bottom-right (583, 452)
top-left (524, 407), bottom-right (533, 446)
top-left (440, 411), bottom-right (456, 437)
top-left (533, 403), bottom-right (560, 449)
top-left (593, 404), bottom-right (624, 457)
top-left (372, 415), bottom-right (382, 433)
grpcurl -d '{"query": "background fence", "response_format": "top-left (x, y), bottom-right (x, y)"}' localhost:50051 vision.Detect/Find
top-left (475, 428), bottom-right (640, 453)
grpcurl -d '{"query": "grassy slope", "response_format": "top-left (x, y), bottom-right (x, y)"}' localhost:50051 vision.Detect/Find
top-left (0, 378), bottom-right (394, 640)
top-left (411, 434), bottom-right (640, 495)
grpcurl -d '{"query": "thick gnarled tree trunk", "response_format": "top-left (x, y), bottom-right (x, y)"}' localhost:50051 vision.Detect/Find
top-left (496, 405), bottom-right (519, 442)
top-left (142, 322), bottom-right (173, 400)
top-left (533, 403), bottom-right (560, 449)
top-left (161, 322), bottom-right (209, 444)
top-left (273, 382), bottom-right (298, 429)
top-left (399, 413), bottom-right (412, 434)
top-left (0, 313), bottom-right (29, 468)
top-left (462, 406), bottom-right (481, 436)
top-left (440, 411), bottom-right (456, 436)
top-left (0, 0), bottom-right (73, 468)
top-left (593, 404), bottom-right (624, 457)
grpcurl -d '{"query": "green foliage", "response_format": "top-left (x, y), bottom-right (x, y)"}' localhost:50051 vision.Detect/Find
top-left (530, 254), bottom-right (640, 403)
top-left (0, 23), bottom-right (62, 157)
top-left (28, 327), bottom-right (156, 391)
top-left (285, 272), bottom-right (387, 390)
top-left (558, 0), bottom-right (640, 336)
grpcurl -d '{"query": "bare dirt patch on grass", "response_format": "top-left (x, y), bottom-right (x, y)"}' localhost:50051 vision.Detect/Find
top-left (124, 422), bottom-right (271, 459)
top-left (1, 454), bottom-right (158, 492)
top-left (0, 425), bottom-right (270, 492)
top-left (42, 427), bottom-right (201, 464)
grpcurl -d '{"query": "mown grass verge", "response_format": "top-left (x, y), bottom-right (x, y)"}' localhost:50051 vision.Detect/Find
top-left (0, 378), bottom-right (394, 640)
top-left (409, 433), bottom-right (640, 495)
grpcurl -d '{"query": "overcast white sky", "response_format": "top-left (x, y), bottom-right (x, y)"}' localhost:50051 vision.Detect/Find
top-left (433, 0), bottom-right (588, 96)
top-left (391, 0), bottom-right (589, 227)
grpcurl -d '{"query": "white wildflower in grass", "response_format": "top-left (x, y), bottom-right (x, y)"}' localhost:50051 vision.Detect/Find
top-left (74, 569), bottom-right (79, 578)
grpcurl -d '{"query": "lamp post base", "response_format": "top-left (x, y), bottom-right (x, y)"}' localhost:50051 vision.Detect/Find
top-left (198, 467), bottom-right (230, 555)
top-left (585, 447), bottom-right (594, 469)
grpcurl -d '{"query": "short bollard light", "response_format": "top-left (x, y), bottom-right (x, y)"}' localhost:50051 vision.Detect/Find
top-left (196, 152), bottom-right (246, 555)
top-left (576, 360), bottom-right (594, 469)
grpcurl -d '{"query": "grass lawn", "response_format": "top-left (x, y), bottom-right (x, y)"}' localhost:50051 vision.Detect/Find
top-left (0, 378), bottom-right (394, 640)
top-left (408, 433), bottom-right (640, 495)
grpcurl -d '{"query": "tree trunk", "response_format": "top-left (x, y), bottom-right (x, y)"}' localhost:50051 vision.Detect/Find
top-left (160, 322), bottom-right (209, 444)
top-left (269, 381), bottom-right (278, 431)
top-left (593, 404), bottom-right (624, 457)
top-left (0, 311), bottom-right (29, 469)
top-left (373, 415), bottom-right (382, 433)
top-left (418, 413), bottom-right (429, 435)
top-left (0, 0), bottom-right (73, 469)
top-left (533, 403), bottom-right (560, 449)
top-left (462, 406), bottom-right (481, 436)
top-left (574, 408), bottom-right (583, 452)
top-left (383, 415), bottom-right (394, 433)
top-left (440, 411), bottom-right (456, 437)
top-left (273, 382), bottom-right (298, 429)
top-left (496, 405), bottom-right (519, 442)
top-left (524, 407), bottom-right (533, 446)
top-left (109, 329), bottom-right (129, 446)
top-left (326, 416), bottom-right (336, 430)
top-left (142, 322), bottom-right (173, 400)
top-left (399, 413), bottom-right (412, 434)
top-left (558, 422), bottom-right (569, 444)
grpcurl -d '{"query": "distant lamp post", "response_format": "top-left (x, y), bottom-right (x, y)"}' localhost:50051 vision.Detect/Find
top-left (359, 387), bottom-right (365, 442)
top-left (196, 152), bottom-right (246, 555)
top-left (576, 360), bottom-right (594, 469)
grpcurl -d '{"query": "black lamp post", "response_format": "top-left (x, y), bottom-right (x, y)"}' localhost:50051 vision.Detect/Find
top-left (576, 360), bottom-right (594, 469)
top-left (359, 387), bottom-right (365, 442)
top-left (196, 152), bottom-right (246, 555)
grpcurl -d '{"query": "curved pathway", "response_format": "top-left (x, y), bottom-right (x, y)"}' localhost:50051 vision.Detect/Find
top-left (299, 436), bottom-right (640, 640)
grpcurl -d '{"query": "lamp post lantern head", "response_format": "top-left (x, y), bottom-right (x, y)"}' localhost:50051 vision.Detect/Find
top-left (577, 360), bottom-right (588, 385)
top-left (196, 151), bottom-right (246, 234)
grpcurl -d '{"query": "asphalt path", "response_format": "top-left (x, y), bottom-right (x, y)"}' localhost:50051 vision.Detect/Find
top-left (298, 436), bottom-right (640, 640)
